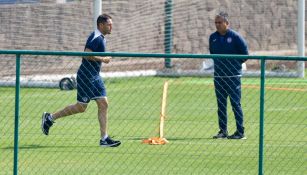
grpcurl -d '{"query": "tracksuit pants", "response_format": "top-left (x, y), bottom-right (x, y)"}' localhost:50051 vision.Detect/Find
top-left (214, 76), bottom-right (244, 134)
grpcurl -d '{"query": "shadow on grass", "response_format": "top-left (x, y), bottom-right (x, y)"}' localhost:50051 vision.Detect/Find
top-left (128, 136), bottom-right (213, 141)
top-left (2, 136), bottom-right (215, 150)
top-left (1, 144), bottom-right (96, 150)
top-left (2, 144), bottom-right (52, 150)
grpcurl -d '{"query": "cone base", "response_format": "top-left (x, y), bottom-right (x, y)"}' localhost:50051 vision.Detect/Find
top-left (142, 137), bottom-right (169, 145)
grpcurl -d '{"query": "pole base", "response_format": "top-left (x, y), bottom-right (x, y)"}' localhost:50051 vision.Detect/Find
top-left (142, 137), bottom-right (169, 145)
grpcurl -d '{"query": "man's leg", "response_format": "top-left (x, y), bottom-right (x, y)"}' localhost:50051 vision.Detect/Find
top-left (228, 77), bottom-right (245, 136)
top-left (213, 78), bottom-right (228, 138)
top-left (95, 97), bottom-right (121, 147)
top-left (95, 97), bottom-right (108, 138)
top-left (52, 102), bottom-right (88, 120)
top-left (42, 102), bottom-right (87, 135)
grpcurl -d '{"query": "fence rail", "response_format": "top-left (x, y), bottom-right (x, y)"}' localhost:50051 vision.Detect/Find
top-left (0, 50), bottom-right (306, 175)
top-left (0, 50), bottom-right (306, 60)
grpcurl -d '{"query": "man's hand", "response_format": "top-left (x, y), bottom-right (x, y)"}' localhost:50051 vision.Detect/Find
top-left (101, 56), bottom-right (111, 64)
top-left (83, 48), bottom-right (111, 63)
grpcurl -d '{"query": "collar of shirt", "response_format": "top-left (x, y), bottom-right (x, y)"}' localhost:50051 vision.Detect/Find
top-left (217, 29), bottom-right (230, 37)
top-left (90, 29), bottom-right (105, 43)
top-left (95, 29), bottom-right (104, 37)
top-left (217, 29), bottom-right (231, 43)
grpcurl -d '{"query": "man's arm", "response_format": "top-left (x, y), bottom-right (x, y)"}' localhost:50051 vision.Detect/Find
top-left (83, 48), bottom-right (111, 63)
top-left (208, 35), bottom-right (213, 54)
top-left (236, 35), bottom-right (248, 63)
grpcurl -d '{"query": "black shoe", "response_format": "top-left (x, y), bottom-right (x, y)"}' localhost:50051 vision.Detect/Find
top-left (227, 131), bottom-right (246, 140)
top-left (41, 112), bottom-right (54, 135)
top-left (100, 137), bottom-right (121, 147)
top-left (213, 130), bottom-right (228, 139)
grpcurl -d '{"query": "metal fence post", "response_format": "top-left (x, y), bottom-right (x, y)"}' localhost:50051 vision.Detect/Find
top-left (164, 0), bottom-right (173, 68)
top-left (13, 54), bottom-right (21, 175)
top-left (258, 58), bottom-right (266, 175)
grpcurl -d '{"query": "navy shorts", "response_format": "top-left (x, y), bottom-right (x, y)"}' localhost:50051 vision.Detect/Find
top-left (77, 75), bottom-right (106, 103)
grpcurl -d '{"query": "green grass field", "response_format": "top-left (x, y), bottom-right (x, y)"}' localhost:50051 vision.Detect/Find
top-left (1, 76), bottom-right (306, 175)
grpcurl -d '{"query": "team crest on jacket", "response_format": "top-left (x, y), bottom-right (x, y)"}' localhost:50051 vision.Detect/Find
top-left (227, 37), bottom-right (232, 43)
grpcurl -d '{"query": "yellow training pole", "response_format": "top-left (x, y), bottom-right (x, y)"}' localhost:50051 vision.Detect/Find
top-left (160, 81), bottom-right (168, 139)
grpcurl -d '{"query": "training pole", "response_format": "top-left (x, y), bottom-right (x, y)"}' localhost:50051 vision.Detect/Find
top-left (159, 81), bottom-right (168, 139)
top-left (142, 81), bottom-right (169, 145)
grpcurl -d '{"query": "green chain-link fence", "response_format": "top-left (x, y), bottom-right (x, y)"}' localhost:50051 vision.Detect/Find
top-left (0, 51), bottom-right (306, 175)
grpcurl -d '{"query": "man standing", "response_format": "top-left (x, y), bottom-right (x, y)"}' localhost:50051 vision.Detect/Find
top-left (41, 14), bottom-right (121, 147)
top-left (209, 12), bottom-right (248, 139)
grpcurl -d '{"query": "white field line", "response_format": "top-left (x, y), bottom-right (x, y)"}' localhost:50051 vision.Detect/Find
top-left (266, 107), bottom-right (307, 111)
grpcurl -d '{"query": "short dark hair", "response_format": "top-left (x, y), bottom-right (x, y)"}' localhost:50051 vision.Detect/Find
top-left (97, 14), bottom-right (112, 26)
top-left (216, 11), bottom-right (229, 23)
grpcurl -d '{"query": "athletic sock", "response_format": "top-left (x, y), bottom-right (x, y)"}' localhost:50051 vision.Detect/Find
top-left (48, 114), bottom-right (54, 122)
top-left (102, 134), bottom-right (108, 141)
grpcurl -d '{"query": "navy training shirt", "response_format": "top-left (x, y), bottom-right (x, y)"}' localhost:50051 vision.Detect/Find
top-left (77, 29), bottom-right (106, 79)
top-left (209, 29), bottom-right (248, 77)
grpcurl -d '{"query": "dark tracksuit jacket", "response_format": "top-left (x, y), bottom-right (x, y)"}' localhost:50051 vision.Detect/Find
top-left (209, 29), bottom-right (248, 134)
